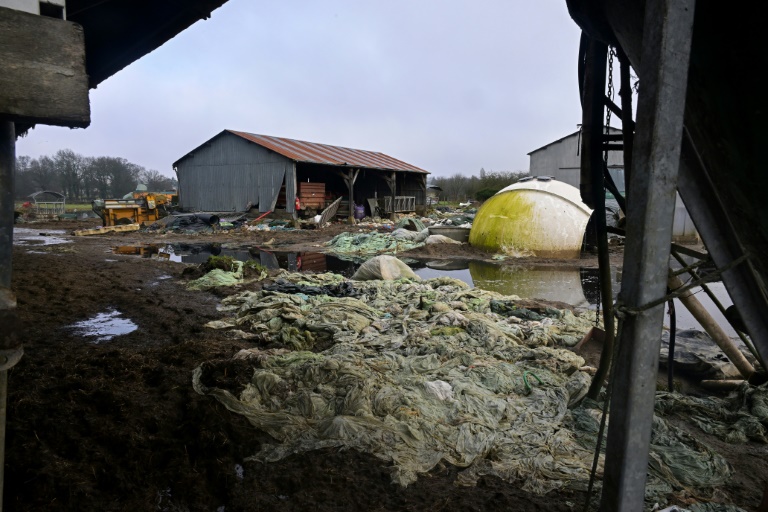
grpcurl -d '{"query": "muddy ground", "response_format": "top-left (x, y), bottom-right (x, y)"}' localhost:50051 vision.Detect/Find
top-left (5, 219), bottom-right (767, 511)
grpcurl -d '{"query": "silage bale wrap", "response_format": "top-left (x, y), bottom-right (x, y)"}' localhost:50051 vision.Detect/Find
top-left (194, 269), bottom-right (736, 502)
top-left (187, 260), bottom-right (244, 290)
top-left (391, 227), bottom-right (430, 242)
top-left (352, 255), bottom-right (421, 281)
top-left (326, 231), bottom-right (425, 255)
top-left (654, 382), bottom-right (768, 444)
top-left (425, 234), bottom-right (462, 245)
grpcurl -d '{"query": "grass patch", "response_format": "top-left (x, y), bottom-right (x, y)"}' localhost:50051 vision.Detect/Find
top-left (202, 255), bottom-right (237, 273)
top-left (243, 260), bottom-right (268, 278)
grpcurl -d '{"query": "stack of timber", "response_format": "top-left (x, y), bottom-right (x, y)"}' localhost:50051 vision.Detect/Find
top-left (298, 182), bottom-right (325, 209)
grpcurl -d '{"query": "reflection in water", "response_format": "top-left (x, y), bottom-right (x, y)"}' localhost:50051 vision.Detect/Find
top-left (14, 228), bottom-right (70, 246)
top-left (111, 242), bottom-right (739, 335)
top-left (67, 309), bottom-right (138, 342)
top-left (469, 262), bottom-right (615, 308)
top-left (112, 243), bottom-right (621, 308)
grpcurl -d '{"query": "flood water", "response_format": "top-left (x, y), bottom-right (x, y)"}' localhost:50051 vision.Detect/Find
top-left (113, 242), bottom-right (738, 337)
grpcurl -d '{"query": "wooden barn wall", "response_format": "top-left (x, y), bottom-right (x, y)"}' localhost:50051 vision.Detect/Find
top-left (398, 172), bottom-right (426, 205)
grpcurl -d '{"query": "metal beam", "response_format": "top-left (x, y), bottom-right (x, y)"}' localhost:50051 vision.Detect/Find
top-left (600, 0), bottom-right (695, 510)
top-left (678, 131), bottom-right (768, 367)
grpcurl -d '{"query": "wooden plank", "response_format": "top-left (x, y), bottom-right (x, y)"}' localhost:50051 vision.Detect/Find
top-left (0, 6), bottom-right (90, 126)
top-left (73, 224), bottom-right (140, 236)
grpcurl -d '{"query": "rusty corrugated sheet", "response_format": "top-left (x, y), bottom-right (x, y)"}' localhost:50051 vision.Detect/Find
top-left (228, 130), bottom-right (428, 174)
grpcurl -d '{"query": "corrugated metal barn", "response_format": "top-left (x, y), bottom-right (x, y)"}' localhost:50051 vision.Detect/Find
top-left (173, 130), bottom-right (429, 218)
top-left (528, 129), bottom-right (697, 240)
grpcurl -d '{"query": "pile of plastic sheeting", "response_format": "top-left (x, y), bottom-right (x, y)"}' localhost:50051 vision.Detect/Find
top-left (146, 213), bottom-right (221, 233)
top-left (192, 269), bottom-right (736, 503)
top-left (187, 260), bottom-right (244, 290)
top-left (351, 255), bottom-right (420, 281)
top-left (659, 330), bottom-right (747, 380)
top-left (655, 383), bottom-right (768, 444)
top-left (571, 400), bottom-right (733, 501)
top-left (326, 232), bottom-right (425, 255)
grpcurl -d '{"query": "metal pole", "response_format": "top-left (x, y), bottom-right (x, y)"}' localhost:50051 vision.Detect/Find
top-left (600, 0), bottom-right (695, 510)
top-left (1, 120), bottom-right (21, 512)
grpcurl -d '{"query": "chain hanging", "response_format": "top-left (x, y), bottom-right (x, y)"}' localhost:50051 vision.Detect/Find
top-left (594, 47), bottom-right (615, 328)
top-left (605, 46), bottom-right (615, 132)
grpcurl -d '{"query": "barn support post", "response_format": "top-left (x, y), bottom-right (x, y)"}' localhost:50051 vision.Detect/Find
top-left (600, 0), bottom-right (695, 510)
top-left (389, 172), bottom-right (396, 221)
top-left (345, 169), bottom-right (360, 224)
top-left (0, 120), bottom-right (21, 511)
top-left (416, 174), bottom-right (427, 215)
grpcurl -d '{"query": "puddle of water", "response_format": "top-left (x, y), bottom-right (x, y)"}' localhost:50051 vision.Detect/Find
top-left (13, 228), bottom-right (70, 246)
top-left (67, 309), bottom-right (138, 342)
top-left (112, 245), bottom-right (180, 262)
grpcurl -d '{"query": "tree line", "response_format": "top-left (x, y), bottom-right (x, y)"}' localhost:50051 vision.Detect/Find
top-left (15, 149), bottom-right (176, 201)
top-left (429, 168), bottom-right (529, 202)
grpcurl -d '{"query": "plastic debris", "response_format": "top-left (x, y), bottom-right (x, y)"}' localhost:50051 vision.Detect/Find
top-left (351, 255), bottom-right (420, 281)
top-left (326, 232), bottom-right (425, 255)
top-left (192, 269), bottom-right (739, 502)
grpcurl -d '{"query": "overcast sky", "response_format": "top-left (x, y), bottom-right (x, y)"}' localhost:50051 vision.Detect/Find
top-left (17, 1), bottom-right (584, 178)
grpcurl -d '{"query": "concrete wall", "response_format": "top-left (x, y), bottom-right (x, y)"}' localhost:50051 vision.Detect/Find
top-left (528, 130), bottom-right (698, 240)
top-left (1, 0), bottom-right (66, 16)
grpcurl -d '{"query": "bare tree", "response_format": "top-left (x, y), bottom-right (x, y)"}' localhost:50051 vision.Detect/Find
top-left (140, 169), bottom-right (176, 191)
top-left (54, 149), bottom-right (85, 200)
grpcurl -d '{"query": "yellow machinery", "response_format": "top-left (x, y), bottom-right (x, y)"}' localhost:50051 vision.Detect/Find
top-left (93, 192), bottom-right (176, 227)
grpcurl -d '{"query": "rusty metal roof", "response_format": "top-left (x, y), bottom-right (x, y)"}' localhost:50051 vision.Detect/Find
top-left (227, 130), bottom-right (428, 174)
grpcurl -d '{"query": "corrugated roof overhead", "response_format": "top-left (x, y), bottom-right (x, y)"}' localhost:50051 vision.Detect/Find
top-left (227, 130), bottom-right (428, 174)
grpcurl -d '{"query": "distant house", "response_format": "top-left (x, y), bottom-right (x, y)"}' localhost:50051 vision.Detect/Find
top-left (173, 130), bottom-right (429, 219)
top-left (528, 129), bottom-right (697, 240)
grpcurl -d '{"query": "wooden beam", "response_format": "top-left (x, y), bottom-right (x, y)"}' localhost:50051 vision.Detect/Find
top-left (389, 172), bottom-right (396, 219)
top-left (0, 6), bottom-right (90, 127)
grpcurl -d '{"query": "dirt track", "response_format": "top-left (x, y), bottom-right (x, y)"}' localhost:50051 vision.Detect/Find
top-left (5, 220), bottom-right (767, 511)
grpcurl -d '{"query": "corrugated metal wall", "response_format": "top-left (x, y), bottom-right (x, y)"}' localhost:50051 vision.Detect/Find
top-left (528, 131), bottom-right (697, 240)
top-left (177, 132), bottom-right (293, 212)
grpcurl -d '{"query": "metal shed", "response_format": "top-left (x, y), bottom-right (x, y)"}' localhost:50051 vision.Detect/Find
top-left (173, 130), bottom-right (429, 220)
